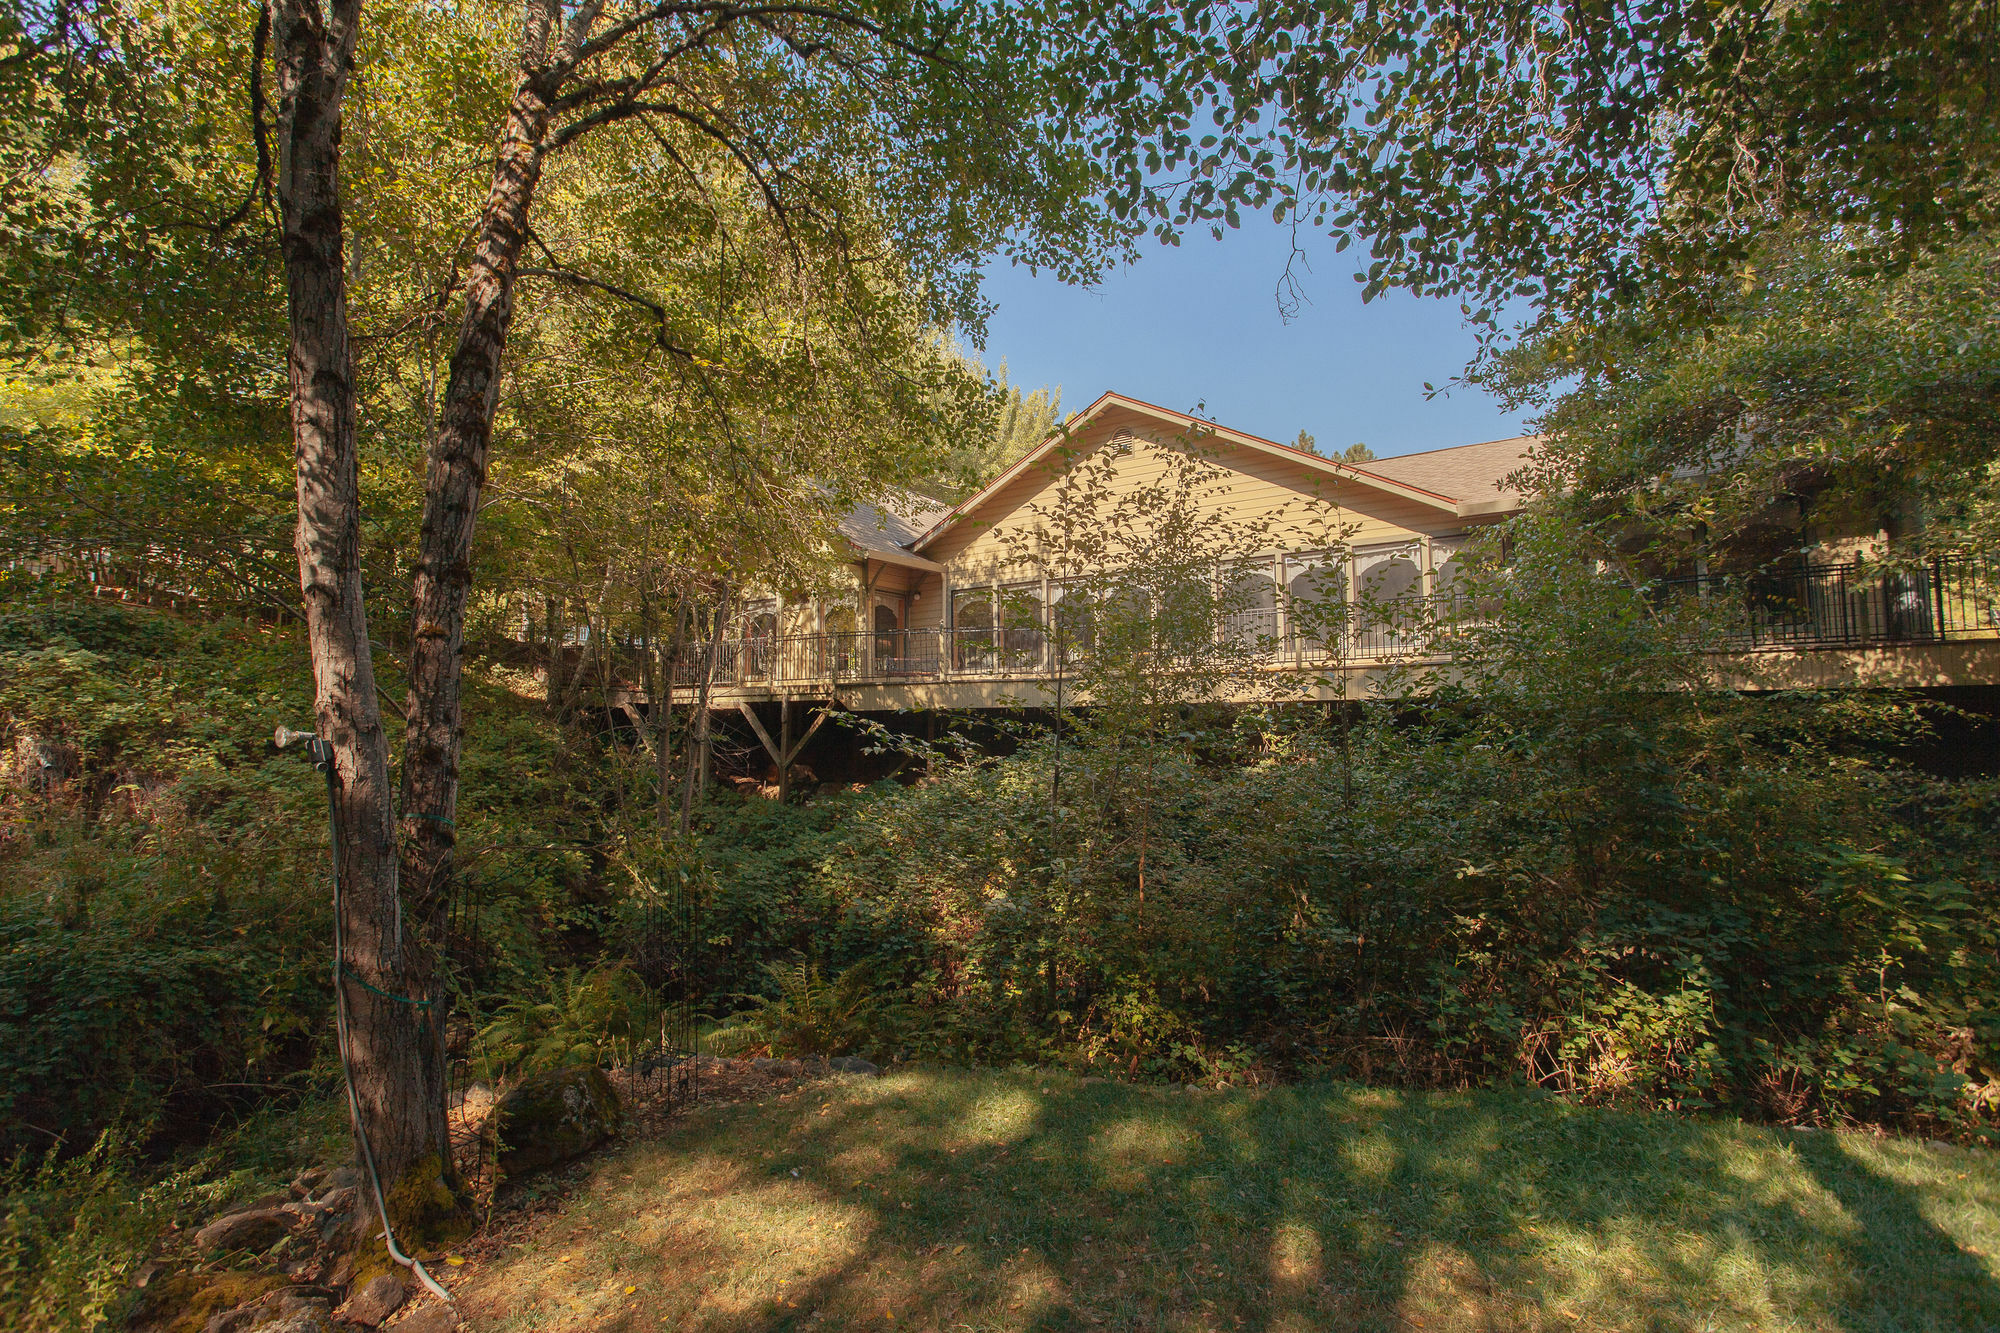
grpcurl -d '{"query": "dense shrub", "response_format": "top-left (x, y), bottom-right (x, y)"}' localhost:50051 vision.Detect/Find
top-left (9, 587), bottom-right (1997, 1168)
top-left (0, 599), bottom-right (674, 1155)
top-left (686, 788), bottom-right (881, 988)
top-left (0, 604), bottom-right (333, 1156)
top-left (668, 528), bottom-right (2000, 1140)
top-left (0, 1098), bottom-right (347, 1333)
top-left (740, 706), bottom-right (2000, 1137)
top-left (0, 875), bottom-right (326, 1155)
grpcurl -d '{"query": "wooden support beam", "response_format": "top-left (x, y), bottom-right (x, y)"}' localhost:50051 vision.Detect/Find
top-left (778, 700), bottom-right (794, 802)
top-left (788, 704), bottom-right (833, 762)
top-left (737, 701), bottom-right (782, 767)
top-left (737, 701), bottom-right (834, 800)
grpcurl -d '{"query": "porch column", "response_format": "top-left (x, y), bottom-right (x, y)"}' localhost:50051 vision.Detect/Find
top-left (774, 590), bottom-right (787, 682)
top-left (1272, 551), bottom-right (1286, 658)
top-left (1040, 566), bottom-right (1053, 675)
top-left (1345, 547), bottom-right (1362, 655)
top-left (939, 571), bottom-right (953, 680)
top-left (859, 562), bottom-right (876, 680)
top-left (812, 596), bottom-right (825, 682)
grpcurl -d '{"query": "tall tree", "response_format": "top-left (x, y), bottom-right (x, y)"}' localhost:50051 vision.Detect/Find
top-left (270, 0), bottom-right (465, 1216)
top-left (387, 0), bottom-right (1192, 1187)
top-left (0, 0), bottom-right (1434, 1222)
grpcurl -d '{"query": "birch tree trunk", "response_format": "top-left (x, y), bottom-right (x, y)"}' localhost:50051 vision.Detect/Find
top-left (273, 0), bottom-right (452, 1218)
top-left (396, 0), bottom-right (564, 1125)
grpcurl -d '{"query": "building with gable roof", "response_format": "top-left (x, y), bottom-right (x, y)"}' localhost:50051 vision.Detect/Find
top-left (682, 392), bottom-right (1997, 736)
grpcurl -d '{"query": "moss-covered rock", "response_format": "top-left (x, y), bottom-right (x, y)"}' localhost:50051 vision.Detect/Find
top-left (487, 1066), bottom-right (620, 1181)
top-left (380, 1155), bottom-right (471, 1250)
top-left (124, 1269), bottom-right (287, 1333)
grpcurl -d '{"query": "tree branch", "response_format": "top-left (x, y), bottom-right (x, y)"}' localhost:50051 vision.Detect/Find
top-left (216, 1), bottom-right (275, 234)
top-left (515, 260), bottom-right (696, 359)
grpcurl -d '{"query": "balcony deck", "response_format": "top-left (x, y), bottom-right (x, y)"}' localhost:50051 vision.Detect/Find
top-left (665, 555), bottom-right (2000, 708)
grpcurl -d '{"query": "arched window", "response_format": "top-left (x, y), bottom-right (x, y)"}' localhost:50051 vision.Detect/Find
top-left (824, 605), bottom-right (858, 675)
top-left (1432, 538), bottom-right (1502, 619)
top-left (1221, 563), bottom-right (1277, 651)
top-left (742, 607), bottom-right (778, 679)
top-left (1362, 555), bottom-right (1420, 603)
top-left (1355, 548), bottom-right (1422, 646)
top-left (1431, 541), bottom-right (1471, 622)
top-left (1050, 584), bottom-right (1096, 662)
top-left (1287, 560), bottom-right (1347, 656)
top-left (1433, 551), bottom-right (1463, 595)
top-left (953, 588), bottom-right (996, 670)
top-left (998, 585), bottom-right (1044, 669)
top-left (1100, 582), bottom-right (1151, 655)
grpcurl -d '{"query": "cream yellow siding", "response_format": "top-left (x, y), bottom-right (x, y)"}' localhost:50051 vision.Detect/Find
top-left (925, 413), bottom-right (1462, 591)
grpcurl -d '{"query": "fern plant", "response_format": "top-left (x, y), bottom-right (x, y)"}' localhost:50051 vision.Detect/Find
top-left (474, 962), bottom-right (658, 1080)
top-left (706, 960), bottom-right (884, 1059)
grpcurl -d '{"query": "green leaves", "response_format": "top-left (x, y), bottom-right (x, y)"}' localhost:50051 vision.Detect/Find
top-left (707, 958), bottom-right (886, 1059)
top-left (1498, 225), bottom-right (2000, 564)
top-left (474, 962), bottom-right (658, 1081)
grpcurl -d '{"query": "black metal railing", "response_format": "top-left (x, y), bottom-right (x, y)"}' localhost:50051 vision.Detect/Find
top-left (1660, 552), bottom-right (1997, 649)
top-left (666, 555), bottom-right (1995, 691)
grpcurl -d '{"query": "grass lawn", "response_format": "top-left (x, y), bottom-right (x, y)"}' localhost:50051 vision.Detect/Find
top-left (451, 1069), bottom-right (2000, 1333)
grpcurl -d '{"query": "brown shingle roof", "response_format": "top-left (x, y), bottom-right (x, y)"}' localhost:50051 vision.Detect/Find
top-left (837, 494), bottom-right (950, 555)
top-left (1358, 435), bottom-right (1538, 506)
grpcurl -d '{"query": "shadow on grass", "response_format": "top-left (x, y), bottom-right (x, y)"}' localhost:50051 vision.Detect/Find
top-left (465, 1072), bottom-right (2000, 1333)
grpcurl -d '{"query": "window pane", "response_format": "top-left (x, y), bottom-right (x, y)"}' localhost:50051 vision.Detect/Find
top-left (1434, 554), bottom-right (1463, 594)
top-left (1362, 555), bottom-right (1420, 602)
top-left (953, 587), bottom-right (996, 670)
top-left (1099, 582), bottom-right (1151, 653)
top-left (953, 589), bottom-right (996, 631)
top-left (1287, 559), bottom-right (1346, 654)
top-left (998, 585), bottom-right (1044, 668)
top-left (1050, 584), bottom-right (1095, 659)
top-left (1221, 564), bottom-right (1276, 649)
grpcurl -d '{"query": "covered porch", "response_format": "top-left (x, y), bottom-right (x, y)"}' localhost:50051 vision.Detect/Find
top-left (669, 552), bottom-right (2000, 707)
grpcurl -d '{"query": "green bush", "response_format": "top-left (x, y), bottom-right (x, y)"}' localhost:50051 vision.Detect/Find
top-left (0, 1129), bottom-right (182, 1332)
top-left (660, 540), bottom-right (2000, 1137)
top-left (779, 706), bottom-right (1999, 1136)
top-left (0, 1098), bottom-right (347, 1333)
top-left (0, 603), bottom-right (332, 1156)
top-left (0, 877), bottom-right (326, 1156)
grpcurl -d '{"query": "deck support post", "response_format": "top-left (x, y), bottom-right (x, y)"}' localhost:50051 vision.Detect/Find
top-left (778, 700), bottom-right (794, 802)
top-left (737, 700), bottom-right (832, 801)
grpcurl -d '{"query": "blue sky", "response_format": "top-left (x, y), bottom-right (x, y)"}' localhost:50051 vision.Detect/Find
top-left (976, 216), bottom-right (1529, 460)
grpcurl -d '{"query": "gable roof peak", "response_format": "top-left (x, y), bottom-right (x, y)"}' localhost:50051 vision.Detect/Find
top-left (910, 390), bottom-right (1535, 550)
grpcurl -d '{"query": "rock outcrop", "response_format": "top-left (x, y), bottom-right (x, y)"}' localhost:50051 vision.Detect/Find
top-left (488, 1065), bottom-right (622, 1180)
top-left (337, 1273), bottom-right (406, 1327)
top-left (193, 1209), bottom-right (295, 1257)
